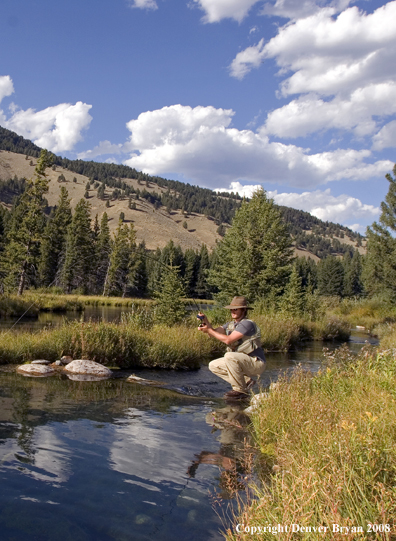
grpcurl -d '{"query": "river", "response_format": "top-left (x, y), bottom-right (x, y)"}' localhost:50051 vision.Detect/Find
top-left (0, 308), bottom-right (378, 541)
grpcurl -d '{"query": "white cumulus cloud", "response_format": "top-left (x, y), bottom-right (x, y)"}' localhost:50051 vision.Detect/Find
top-left (372, 120), bottom-right (396, 151)
top-left (0, 75), bottom-right (14, 103)
top-left (78, 140), bottom-right (125, 160)
top-left (0, 75), bottom-right (92, 153)
top-left (128, 0), bottom-right (158, 10)
top-left (122, 104), bottom-right (392, 189)
top-left (193, 0), bottom-right (261, 23)
top-left (218, 182), bottom-right (379, 228)
top-left (229, 39), bottom-right (265, 79)
top-left (262, 82), bottom-right (396, 138)
top-left (262, 0), bottom-right (352, 20)
top-left (263, 2), bottom-right (396, 97)
top-left (2, 103), bottom-right (92, 153)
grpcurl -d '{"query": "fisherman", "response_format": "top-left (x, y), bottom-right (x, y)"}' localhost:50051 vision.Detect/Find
top-left (198, 296), bottom-right (266, 400)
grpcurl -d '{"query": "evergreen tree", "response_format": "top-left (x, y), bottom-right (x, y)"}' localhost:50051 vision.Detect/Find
top-left (154, 264), bottom-right (186, 325)
top-left (60, 199), bottom-right (95, 293)
top-left (195, 244), bottom-right (211, 298)
top-left (1, 149), bottom-right (53, 294)
top-left (317, 256), bottom-right (344, 296)
top-left (343, 250), bottom-right (363, 297)
top-left (147, 247), bottom-right (162, 295)
top-left (363, 165), bottom-right (396, 298)
top-left (184, 248), bottom-right (199, 298)
top-left (96, 212), bottom-right (112, 294)
top-left (208, 189), bottom-right (293, 302)
top-left (130, 241), bottom-right (148, 297)
top-left (295, 256), bottom-right (318, 291)
top-left (104, 220), bottom-right (137, 297)
top-left (279, 265), bottom-right (305, 317)
top-left (38, 186), bottom-right (72, 287)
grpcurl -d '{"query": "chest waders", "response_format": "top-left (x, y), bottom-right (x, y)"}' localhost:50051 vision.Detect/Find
top-left (225, 318), bottom-right (262, 355)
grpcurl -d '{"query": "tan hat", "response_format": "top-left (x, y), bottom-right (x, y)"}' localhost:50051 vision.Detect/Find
top-left (224, 296), bottom-right (253, 310)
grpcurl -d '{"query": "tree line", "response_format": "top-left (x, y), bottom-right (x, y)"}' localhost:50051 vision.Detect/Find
top-left (0, 150), bottom-right (371, 314)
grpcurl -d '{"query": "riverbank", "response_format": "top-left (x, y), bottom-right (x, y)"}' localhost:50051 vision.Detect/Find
top-left (0, 292), bottom-right (215, 318)
top-left (0, 311), bottom-right (350, 368)
top-left (226, 342), bottom-right (396, 540)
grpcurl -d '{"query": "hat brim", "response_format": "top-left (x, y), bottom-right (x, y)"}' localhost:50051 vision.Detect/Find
top-left (224, 305), bottom-right (253, 310)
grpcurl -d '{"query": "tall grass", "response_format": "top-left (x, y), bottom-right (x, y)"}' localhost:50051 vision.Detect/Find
top-left (331, 297), bottom-right (396, 331)
top-left (225, 344), bottom-right (396, 540)
top-left (0, 318), bottom-right (224, 369)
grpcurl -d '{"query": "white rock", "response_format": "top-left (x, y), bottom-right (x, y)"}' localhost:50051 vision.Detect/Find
top-left (66, 374), bottom-right (110, 382)
top-left (31, 360), bottom-right (52, 365)
top-left (17, 364), bottom-right (56, 377)
top-left (64, 360), bottom-right (112, 377)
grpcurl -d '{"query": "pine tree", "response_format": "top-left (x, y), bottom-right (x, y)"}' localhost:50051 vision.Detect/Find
top-left (95, 212), bottom-right (112, 294)
top-left (1, 149), bottom-right (53, 294)
top-left (103, 220), bottom-right (136, 297)
top-left (60, 199), bottom-right (95, 293)
top-left (317, 256), bottom-right (344, 297)
top-left (38, 186), bottom-right (72, 287)
top-left (130, 241), bottom-right (148, 297)
top-left (184, 248), bottom-right (199, 298)
top-left (195, 244), bottom-right (210, 299)
top-left (280, 265), bottom-right (305, 317)
top-left (208, 189), bottom-right (293, 303)
top-left (363, 165), bottom-right (396, 298)
top-left (154, 264), bottom-right (186, 325)
top-left (343, 251), bottom-right (363, 297)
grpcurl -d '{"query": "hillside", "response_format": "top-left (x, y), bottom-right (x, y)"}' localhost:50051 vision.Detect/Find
top-left (0, 150), bottom-right (221, 252)
top-left (0, 126), bottom-right (366, 257)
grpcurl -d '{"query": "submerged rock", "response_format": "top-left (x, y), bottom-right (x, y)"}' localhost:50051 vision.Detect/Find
top-left (66, 373), bottom-right (111, 382)
top-left (17, 364), bottom-right (56, 377)
top-left (64, 360), bottom-right (112, 378)
top-left (126, 374), bottom-right (167, 386)
top-left (31, 360), bottom-right (52, 365)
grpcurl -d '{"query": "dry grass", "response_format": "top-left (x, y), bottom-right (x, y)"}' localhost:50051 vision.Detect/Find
top-left (224, 344), bottom-right (396, 540)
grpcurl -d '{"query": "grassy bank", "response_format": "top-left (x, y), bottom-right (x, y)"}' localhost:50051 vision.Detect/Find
top-left (330, 297), bottom-right (396, 332)
top-left (0, 292), bottom-right (214, 317)
top-left (226, 344), bottom-right (396, 540)
top-left (0, 319), bottom-right (224, 369)
top-left (0, 305), bottom-right (350, 367)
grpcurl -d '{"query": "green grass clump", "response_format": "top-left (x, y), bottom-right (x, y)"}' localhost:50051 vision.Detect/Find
top-left (226, 345), bottom-right (396, 540)
top-left (332, 297), bottom-right (396, 331)
top-left (0, 319), bottom-right (224, 369)
top-left (0, 296), bottom-right (39, 318)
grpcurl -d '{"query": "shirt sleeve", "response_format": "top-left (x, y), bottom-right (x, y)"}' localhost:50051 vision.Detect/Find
top-left (235, 320), bottom-right (255, 336)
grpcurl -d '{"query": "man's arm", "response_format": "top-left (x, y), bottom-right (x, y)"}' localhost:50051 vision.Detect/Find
top-left (198, 323), bottom-right (244, 346)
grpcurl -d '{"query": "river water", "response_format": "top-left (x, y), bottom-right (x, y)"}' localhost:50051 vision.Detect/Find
top-left (0, 309), bottom-right (378, 541)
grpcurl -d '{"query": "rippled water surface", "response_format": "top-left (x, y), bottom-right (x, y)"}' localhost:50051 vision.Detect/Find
top-left (0, 322), bottom-right (377, 541)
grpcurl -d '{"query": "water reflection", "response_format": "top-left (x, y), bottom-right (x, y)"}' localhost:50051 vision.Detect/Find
top-left (0, 370), bottom-right (234, 540)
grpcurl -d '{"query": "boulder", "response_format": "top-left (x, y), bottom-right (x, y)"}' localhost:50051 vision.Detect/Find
top-left (60, 355), bottom-right (73, 365)
top-left (31, 359), bottom-right (52, 365)
top-left (64, 360), bottom-right (112, 378)
top-left (17, 364), bottom-right (56, 377)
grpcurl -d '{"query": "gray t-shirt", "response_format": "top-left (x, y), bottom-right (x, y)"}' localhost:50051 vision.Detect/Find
top-left (223, 319), bottom-right (265, 361)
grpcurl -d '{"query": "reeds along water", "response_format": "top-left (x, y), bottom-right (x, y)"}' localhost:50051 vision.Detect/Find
top-left (0, 306), bottom-right (351, 368)
top-left (225, 344), bottom-right (396, 540)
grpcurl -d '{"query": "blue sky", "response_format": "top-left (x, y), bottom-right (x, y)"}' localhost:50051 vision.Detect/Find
top-left (1, 0), bottom-right (395, 232)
